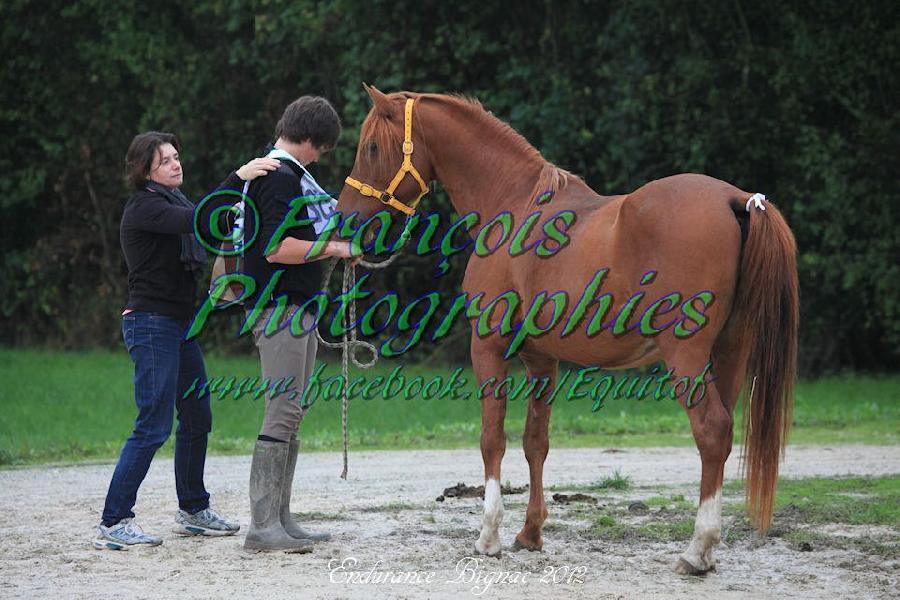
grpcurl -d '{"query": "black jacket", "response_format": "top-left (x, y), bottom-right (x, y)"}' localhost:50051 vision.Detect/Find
top-left (120, 173), bottom-right (241, 322)
top-left (238, 159), bottom-right (323, 307)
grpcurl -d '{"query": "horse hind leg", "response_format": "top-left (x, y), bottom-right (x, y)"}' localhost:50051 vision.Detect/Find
top-left (661, 346), bottom-right (738, 575)
top-left (472, 341), bottom-right (510, 557)
top-left (677, 329), bottom-right (751, 574)
top-left (512, 354), bottom-right (557, 552)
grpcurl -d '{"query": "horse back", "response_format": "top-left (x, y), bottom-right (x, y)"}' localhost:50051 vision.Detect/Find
top-left (462, 172), bottom-right (747, 366)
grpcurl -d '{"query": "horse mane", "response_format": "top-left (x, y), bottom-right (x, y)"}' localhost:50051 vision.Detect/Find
top-left (358, 91), bottom-right (575, 205)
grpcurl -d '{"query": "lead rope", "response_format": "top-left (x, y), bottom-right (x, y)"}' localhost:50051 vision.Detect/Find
top-left (316, 216), bottom-right (415, 478)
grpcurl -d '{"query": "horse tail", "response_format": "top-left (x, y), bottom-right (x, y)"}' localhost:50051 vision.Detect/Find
top-left (729, 196), bottom-right (799, 533)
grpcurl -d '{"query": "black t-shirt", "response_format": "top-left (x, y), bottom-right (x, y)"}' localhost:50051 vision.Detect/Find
top-left (239, 160), bottom-right (323, 307)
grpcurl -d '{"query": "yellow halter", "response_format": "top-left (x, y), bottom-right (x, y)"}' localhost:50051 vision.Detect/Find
top-left (344, 98), bottom-right (428, 216)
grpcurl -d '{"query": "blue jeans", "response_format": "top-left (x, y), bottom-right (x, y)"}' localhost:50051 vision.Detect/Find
top-left (101, 311), bottom-right (212, 525)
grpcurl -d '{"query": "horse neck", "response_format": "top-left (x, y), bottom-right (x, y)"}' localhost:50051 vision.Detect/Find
top-left (421, 101), bottom-right (549, 219)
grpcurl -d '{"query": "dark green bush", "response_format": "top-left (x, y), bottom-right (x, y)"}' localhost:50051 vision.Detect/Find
top-left (1, 0), bottom-right (896, 373)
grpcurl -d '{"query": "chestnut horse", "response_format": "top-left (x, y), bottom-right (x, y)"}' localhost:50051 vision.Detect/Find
top-left (336, 86), bottom-right (798, 575)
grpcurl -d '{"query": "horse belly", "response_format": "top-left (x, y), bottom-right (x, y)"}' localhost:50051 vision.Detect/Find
top-left (524, 315), bottom-right (664, 370)
top-left (497, 232), bottom-right (665, 369)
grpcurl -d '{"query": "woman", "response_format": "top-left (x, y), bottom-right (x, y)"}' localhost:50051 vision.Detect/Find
top-left (94, 131), bottom-right (278, 550)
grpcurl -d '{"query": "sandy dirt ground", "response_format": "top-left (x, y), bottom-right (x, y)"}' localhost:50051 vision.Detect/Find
top-left (1, 445), bottom-right (898, 600)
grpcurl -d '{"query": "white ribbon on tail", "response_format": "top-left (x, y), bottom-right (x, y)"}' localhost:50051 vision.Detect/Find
top-left (746, 193), bottom-right (767, 212)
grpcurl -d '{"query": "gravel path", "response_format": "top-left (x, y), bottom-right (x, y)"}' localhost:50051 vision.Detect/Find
top-left (1, 445), bottom-right (898, 599)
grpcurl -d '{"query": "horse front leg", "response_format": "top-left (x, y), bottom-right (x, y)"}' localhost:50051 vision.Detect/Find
top-left (472, 340), bottom-right (509, 557)
top-left (513, 354), bottom-right (557, 551)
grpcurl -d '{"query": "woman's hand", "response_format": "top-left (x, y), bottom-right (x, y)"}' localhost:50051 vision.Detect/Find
top-left (236, 157), bottom-right (280, 181)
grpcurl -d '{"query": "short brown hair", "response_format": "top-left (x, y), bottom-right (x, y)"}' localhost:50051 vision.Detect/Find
top-left (275, 96), bottom-right (341, 150)
top-left (125, 131), bottom-right (180, 189)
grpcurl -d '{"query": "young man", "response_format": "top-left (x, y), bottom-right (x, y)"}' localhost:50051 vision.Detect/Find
top-left (238, 96), bottom-right (357, 552)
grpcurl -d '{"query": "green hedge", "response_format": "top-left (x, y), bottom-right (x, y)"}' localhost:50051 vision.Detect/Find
top-left (1, 0), bottom-right (897, 373)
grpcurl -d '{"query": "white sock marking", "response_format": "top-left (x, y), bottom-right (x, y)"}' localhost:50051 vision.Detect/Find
top-left (682, 489), bottom-right (722, 570)
top-left (476, 478), bottom-right (503, 555)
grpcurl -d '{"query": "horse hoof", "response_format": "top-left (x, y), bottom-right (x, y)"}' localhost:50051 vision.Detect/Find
top-left (511, 538), bottom-right (542, 552)
top-left (674, 558), bottom-right (715, 576)
top-left (473, 541), bottom-right (502, 558)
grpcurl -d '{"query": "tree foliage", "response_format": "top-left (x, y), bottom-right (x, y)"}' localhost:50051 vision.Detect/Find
top-left (1, 0), bottom-right (897, 373)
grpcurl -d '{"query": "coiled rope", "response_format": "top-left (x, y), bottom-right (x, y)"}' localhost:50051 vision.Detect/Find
top-left (316, 219), bottom-right (414, 479)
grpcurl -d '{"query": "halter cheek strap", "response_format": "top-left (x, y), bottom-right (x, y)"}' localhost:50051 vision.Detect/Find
top-left (345, 98), bottom-right (428, 216)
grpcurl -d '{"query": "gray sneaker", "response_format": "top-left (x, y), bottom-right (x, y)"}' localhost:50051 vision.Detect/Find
top-left (173, 507), bottom-right (240, 536)
top-left (93, 518), bottom-right (163, 550)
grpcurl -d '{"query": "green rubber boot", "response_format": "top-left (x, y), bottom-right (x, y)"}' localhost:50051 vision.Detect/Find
top-left (243, 440), bottom-right (314, 553)
top-left (281, 439), bottom-right (331, 542)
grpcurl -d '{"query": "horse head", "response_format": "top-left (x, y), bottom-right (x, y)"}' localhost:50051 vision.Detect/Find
top-left (337, 85), bottom-right (435, 225)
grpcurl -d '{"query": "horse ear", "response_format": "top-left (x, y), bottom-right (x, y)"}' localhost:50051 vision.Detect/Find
top-left (364, 84), bottom-right (394, 117)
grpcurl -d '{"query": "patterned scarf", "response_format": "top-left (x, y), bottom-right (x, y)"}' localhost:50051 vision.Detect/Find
top-left (144, 181), bottom-right (208, 279)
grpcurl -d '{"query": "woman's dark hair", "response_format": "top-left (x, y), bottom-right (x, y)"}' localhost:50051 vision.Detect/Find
top-left (125, 131), bottom-right (180, 189)
top-left (275, 96), bottom-right (341, 150)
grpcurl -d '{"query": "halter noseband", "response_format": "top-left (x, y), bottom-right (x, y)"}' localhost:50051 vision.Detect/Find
top-left (344, 98), bottom-right (428, 217)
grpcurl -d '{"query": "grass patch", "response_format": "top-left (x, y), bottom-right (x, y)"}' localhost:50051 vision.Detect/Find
top-left (595, 514), bottom-right (617, 527)
top-left (551, 469), bottom-right (631, 493)
top-left (291, 511), bottom-right (346, 521)
top-left (648, 497), bottom-right (695, 515)
top-left (2, 348), bottom-right (899, 465)
top-left (593, 470), bottom-right (632, 491)
top-left (722, 476), bottom-right (900, 558)
top-left (782, 530), bottom-right (898, 558)
top-left (636, 520), bottom-right (694, 542)
top-left (643, 494), bottom-right (690, 509)
top-left (725, 476), bottom-right (900, 527)
top-left (588, 512), bottom-right (629, 540)
top-left (542, 520), bottom-right (568, 533)
top-left (577, 476), bottom-right (899, 553)
top-left (586, 510), bottom-right (693, 542)
top-left (644, 495), bottom-right (671, 507)
top-left (360, 501), bottom-right (420, 513)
